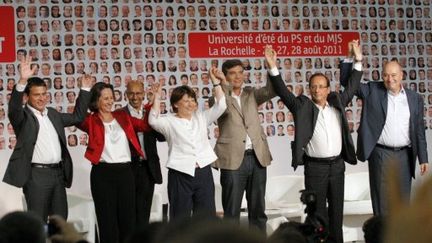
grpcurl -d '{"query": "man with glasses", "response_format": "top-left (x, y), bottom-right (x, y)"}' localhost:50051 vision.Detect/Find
top-left (123, 81), bottom-right (164, 225)
top-left (265, 41), bottom-right (362, 243)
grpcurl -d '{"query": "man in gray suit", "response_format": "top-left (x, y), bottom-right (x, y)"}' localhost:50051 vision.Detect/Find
top-left (341, 60), bottom-right (429, 215)
top-left (211, 59), bottom-right (276, 232)
top-left (3, 56), bottom-right (92, 221)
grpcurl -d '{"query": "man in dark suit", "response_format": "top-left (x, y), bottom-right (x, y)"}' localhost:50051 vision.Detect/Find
top-left (3, 56), bottom-right (92, 221)
top-left (265, 42), bottom-right (363, 243)
top-left (124, 80), bottom-right (164, 225)
top-left (341, 60), bottom-right (429, 216)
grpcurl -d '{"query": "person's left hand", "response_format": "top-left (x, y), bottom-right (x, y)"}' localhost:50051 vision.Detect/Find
top-left (264, 45), bottom-right (277, 69)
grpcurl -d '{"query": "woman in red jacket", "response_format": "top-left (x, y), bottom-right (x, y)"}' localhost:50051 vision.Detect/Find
top-left (79, 82), bottom-right (151, 243)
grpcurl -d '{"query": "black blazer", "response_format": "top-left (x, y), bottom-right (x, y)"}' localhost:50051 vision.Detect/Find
top-left (268, 69), bottom-right (363, 169)
top-left (3, 86), bottom-right (91, 188)
top-left (341, 63), bottom-right (428, 178)
top-left (123, 106), bottom-right (164, 184)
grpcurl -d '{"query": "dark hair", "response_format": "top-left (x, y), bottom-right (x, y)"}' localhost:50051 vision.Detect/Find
top-left (222, 59), bottom-right (243, 76)
top-left (308, 73), bottom-right (330, 87)
top-left (363, 216), bottom-right (385, 243)
top-left (24, 77), bottom-right (47, 95)
top-left (268, 222), bottom-right (307, 243)
top-left (0, 211), bottom-right (45, 243)
top-left (88, 82), bottom-right (114, 112)
top-left (170, 85), bottom-right (196, 113)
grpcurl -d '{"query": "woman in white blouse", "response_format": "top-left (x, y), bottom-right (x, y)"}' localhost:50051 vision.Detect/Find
top-left (149, 67), bottom-right (226, 220)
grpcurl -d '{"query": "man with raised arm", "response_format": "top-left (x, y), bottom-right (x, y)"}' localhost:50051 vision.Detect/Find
top-left (211, 59), bottom-right (276, 232)
top-left (265, 41), bottom-right (363, 243)
top-left (3, 56), bottom-right (92, 221)
top-left (340, 56), bottom-right (429, 216)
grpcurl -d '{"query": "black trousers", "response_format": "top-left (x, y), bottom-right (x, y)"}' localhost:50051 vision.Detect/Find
top-left (368, 146), bottom-right (412, 216)
top-left (304, 158), bottom-right (345, 243)
top-left (131, 160), bottom-right (155, 226)
top-left (91, 163), bottom-right (136, 243)
top-left (23, 167), bottom-right (67, 222)
top-left (220, 151), bottom-right (267, 232)
top-left (168, 165), bottom-right (215, 220)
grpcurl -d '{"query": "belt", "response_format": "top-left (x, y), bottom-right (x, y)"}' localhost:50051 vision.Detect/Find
top-left (376, 144), bottom-right (410, 151)
top-left (31, 163), bottom-right (61, 169)
top-left (304, 155), bottom-right (341, 163)
top-left (244, 149), bottom-right (255, 155)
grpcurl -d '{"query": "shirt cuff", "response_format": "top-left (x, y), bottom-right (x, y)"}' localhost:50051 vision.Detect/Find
top-left (16, 83), bottom-right (26, 92)
top-left (268, 67), bottom-right (280, 76)
top-left (353, 62), bottom-right (362, 71)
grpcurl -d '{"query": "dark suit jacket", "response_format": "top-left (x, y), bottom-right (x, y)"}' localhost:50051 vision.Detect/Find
top-left (123, 106), bottom-right (164, 184)
top-left (268, 69), bottom-right (363, 169)
top-left (340, 63), bottom-right (428, 178)
top-left (3, 86), bottom-right (91, 188)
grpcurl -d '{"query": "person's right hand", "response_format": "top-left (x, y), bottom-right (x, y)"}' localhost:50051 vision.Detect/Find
top-left (80, 74), bottom-right (93, 89)
top-left (209, 67), bottom-right (225, 85)
top-left (19, 55), bottom-right (37, 84)
top-left (264, 45), bottom-right (277, 69)
top-left (349, 40), bottom-right (362, 62)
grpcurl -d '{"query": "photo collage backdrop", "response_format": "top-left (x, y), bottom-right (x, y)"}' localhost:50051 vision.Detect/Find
top-left (0, 0), bottom-right (431, 152)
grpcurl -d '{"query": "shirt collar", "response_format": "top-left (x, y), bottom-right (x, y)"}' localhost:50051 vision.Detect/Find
top-left (27, 104), bottom-right (48, 116)
top-left (388, 84), bottom-right (406, 97)
top-left (313, 101), bottom-right (330, 110)
top-left (128, 103), bottom-right (143, 115)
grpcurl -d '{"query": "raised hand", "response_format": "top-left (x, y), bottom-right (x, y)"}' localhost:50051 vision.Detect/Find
top-left (264, 45), bottom-right (277, 69)
top-left (80, 74), bottom-right (93, 89)
top-left (209, 67), bottom-right (225, 85)
top-left (349, 40), bottom-right (362, 62)
top-left (19, 55), bottom-right (37, 84)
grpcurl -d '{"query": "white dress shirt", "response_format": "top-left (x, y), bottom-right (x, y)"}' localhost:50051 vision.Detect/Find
top-left (15, 84), bottom-right (62, 164)
top-left (16, 83), bottom-right (91, 164)
top-left (100, 119), bottom-right (132, 163)
top-left (149, 95), bottom-right (227, 176)
top-left (127, 104), bottom-right (146, 160)
top-left (306, 103), bottom-right (343, 158)
top-left (268, 60), bottom-right (363, 158)
top-left (232, 92), bottom-right (253, 150)
top-left (377, 88), bottom-right (411, 147)
top-left (27, 105), bottom-right (62, 164)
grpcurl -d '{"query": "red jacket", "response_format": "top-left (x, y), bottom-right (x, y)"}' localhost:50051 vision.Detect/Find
top-left (79, 108), bottom-right (151, 164)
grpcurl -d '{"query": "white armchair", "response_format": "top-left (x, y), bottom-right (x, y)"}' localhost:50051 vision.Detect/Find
top-left (343, 172), bottom-right (373, 242)
top-left (265, 175), bottom-right (305, 220)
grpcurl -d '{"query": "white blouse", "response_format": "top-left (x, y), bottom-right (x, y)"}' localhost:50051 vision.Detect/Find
top-left (149, 95), bottom-right (227, 176)
top-left (100, 119), bottom-right (131, 163)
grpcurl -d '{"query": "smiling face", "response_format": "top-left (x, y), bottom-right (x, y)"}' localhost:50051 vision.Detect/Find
top-left (309, 75), bottom-right (330, 106)
top-left (383, 61), bottom-right (403, 94)
top-left (28, 86), bottom-right (48, 112)
top-left (126, 81), bottom-right (144, 110)
top-left (97, 88), bottom-right (114, 113)
top-left (174, 94), bottom-right (195, 119)
top-left (226, 65), bottom-right (244, 90)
